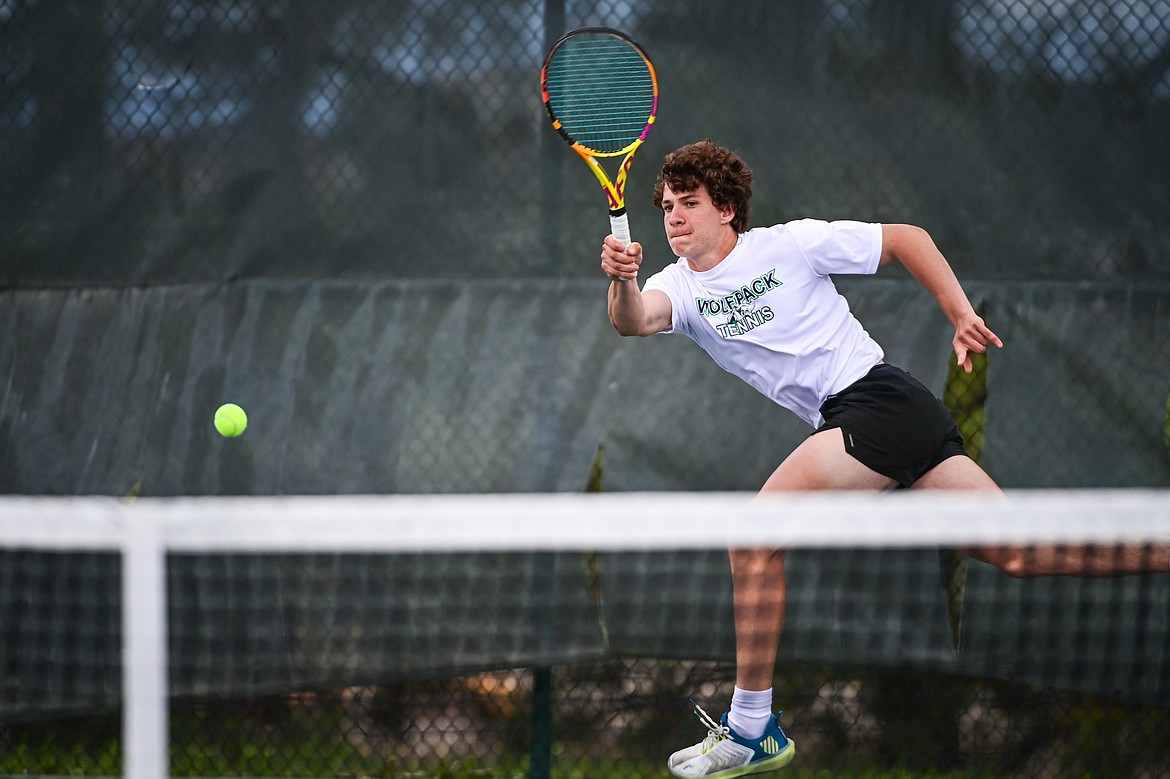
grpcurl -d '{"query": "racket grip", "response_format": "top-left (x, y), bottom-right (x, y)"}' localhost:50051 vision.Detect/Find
top-left (609, 212), bottom-right (633, 283)
top-left (609, 212), bottom-right (632, 247)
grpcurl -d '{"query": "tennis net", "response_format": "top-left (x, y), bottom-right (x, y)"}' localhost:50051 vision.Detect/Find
top-left (1, 490), bottom-right (1168, 778)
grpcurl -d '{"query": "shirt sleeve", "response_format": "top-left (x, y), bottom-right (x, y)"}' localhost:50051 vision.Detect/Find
top-left (786, 219), bottom-right (882, 276)
top-left (641, 263), bottom-right (683, 335)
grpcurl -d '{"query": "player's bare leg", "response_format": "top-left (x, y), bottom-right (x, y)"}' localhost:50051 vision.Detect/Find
top-left (670, 432), bottom-right (889, 777)
top-left (734, 430), bottom-right (894, 690)
top-left (915, 455), bottom-right (1170, 576)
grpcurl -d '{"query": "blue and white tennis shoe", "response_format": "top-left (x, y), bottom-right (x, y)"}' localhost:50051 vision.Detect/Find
top-left (668, 701), bottom-right (796, 778)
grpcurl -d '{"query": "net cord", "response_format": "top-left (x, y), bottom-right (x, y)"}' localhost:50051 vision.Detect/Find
top-left (1, 490), bottom-right (1167, 553)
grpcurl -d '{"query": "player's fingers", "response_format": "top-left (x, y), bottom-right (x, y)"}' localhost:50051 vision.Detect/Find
top-left (957, 348), bottom-right (973, 374)
top-left (600, 237), bottom-right (641, 281)
top-left (625, 242), bottom-right (643, 267)
top-left (600, 251), bottom-right (636, 282)
top-left (602, 248), bottom-right (634, 267)
top-left (953, 334), bottom-right (974, 372)
top-left (958, 319), bottom-right (1002, 354)
top-left (978, 321), bottom-right (1004, 348)
top-left (602, 237), bottom-right (637, 263)
top-left (963, 315), bottom-right (1002, 348)
top-left (603, 234), bottom-right (628, 253)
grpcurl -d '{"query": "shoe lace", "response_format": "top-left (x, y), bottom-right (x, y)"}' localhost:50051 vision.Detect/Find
top-left (688, 699), bottom-right (730, 752)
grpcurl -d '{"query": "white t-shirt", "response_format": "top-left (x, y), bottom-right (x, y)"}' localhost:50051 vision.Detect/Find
top-left (642, 219), bottom-right (884, 427)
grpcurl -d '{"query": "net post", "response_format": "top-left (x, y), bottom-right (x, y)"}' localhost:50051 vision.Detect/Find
top-left (529, 666), bottom-right (554, 779)
top-left (122, 510), bottom-right (169, 779)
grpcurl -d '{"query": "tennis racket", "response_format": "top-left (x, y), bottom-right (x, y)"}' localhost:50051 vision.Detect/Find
top-left (540, 27), bottom-right (659, 257)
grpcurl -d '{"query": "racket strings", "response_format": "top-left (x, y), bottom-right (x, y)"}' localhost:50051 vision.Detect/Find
top-left (545, 38), bottom-right (656, 154)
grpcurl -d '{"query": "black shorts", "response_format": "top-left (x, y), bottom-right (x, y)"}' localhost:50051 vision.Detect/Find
top-left (814, 363), bottom-right (967, 487)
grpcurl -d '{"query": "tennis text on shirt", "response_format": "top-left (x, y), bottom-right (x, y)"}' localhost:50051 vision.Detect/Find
top-left (694, 268), bottom-right (782, 337)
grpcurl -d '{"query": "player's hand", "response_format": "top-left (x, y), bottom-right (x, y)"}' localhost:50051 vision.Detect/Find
top-left (601, 235), bottom-right (642, 282)
top-left (952, 313), bottom-right (1003, 373)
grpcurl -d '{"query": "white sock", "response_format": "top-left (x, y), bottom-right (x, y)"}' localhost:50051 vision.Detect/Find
top-left (728, 686), bottom-right (773, 739)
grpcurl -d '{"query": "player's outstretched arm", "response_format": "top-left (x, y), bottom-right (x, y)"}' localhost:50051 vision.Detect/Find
top-left (601, 236), bottom-right (672, 336)
top-left (879, 223), bottom-right (1003, 373)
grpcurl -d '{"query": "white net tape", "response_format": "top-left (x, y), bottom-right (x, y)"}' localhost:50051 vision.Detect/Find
top-left (2, 489), bottom-right (1168, 553)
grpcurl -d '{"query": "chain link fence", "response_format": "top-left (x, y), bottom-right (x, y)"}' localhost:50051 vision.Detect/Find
top-left (2, 0), bottom-right (1170, 776)
top-left (4, 0), bottom-right (1169, 284)
top-left (4, 656), bottom-right (1169, 776)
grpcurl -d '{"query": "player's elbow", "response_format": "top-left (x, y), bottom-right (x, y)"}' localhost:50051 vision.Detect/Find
top-left (608, 290), bottom-right (668, 336)
top-left (879, 223), bottom-right (935, 267)
top-left (608, 311), bottom-right (652, 337)
top-left (886, 223), bottom-right (932, 242)
top-left (609, 317), bottom-right (643, 337)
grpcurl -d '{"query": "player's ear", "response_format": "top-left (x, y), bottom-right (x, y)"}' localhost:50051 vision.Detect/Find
top-left (720, 205), bottom-right (736, 225)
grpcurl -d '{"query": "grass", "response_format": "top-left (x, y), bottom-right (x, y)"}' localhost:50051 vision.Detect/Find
top-left (0, 713), bottom-right (1013, 779)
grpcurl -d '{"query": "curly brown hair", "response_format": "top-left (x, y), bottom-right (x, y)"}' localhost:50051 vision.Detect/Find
top-left (652, 140), bottom-right (753, 233)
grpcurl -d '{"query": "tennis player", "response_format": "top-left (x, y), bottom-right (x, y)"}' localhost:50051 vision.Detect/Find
top-left (599, 140), bottom-right (1170, 778)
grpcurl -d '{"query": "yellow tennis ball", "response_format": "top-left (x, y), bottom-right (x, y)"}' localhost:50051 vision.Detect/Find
top-left (214, 403), bottom-right (248, 438)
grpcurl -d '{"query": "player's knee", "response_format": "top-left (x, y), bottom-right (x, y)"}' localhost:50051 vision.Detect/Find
top-left (728, 547), bottom-right (784, 572)
top-left (968, 547), bottom-right (1029, 578)
top-left (991, 549), bottom-right (1029, 578)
